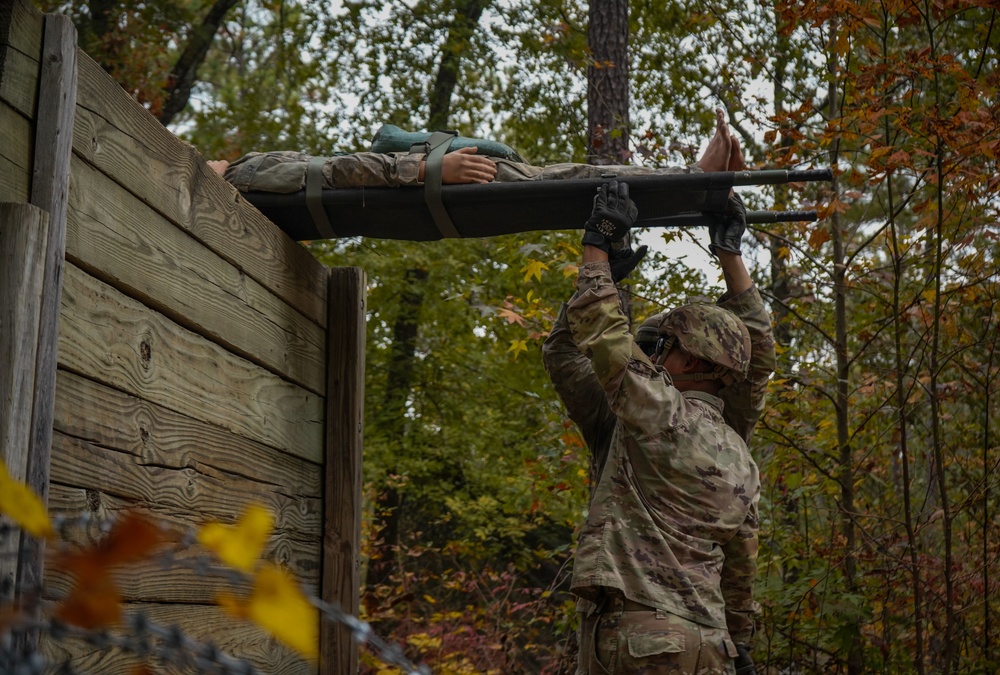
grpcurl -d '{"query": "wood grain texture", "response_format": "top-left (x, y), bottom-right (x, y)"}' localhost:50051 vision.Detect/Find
top-left (0, 101), bottom-right (34, 204)
top-left (57, 262), bottom-right (324, 461)
top-left (0, 0), bottom-right (42, 59)
top-left (321, 267), bottom-right (367, 675)
top-left (71, 50), bottom-right (328, 328)
top-left (0, 203), bottom-right (48, 478)
top-left (54, 369), bottom-right (322, 496)
top-left (0, 0), bottom-right (42, 118)
top-left (65, 154), bottom-right (326, 395)
top-left (0, 42), bottom-right (39, 128)
top-left (45, 484), bottom-right (321, 598)
top-left (0, 203), bottom-right (48, 602)
top-left (20, 10), bottom-right (77, 608)
top-left (39, 603), bottom-right (315, 674)
top-left (49, 426), bottom-right (321, 536)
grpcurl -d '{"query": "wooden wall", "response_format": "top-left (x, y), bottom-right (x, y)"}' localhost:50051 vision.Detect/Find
top-left (1, 1), bottom-right (363, 672)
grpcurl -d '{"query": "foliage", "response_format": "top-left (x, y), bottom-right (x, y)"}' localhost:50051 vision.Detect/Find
top-left (0, 466), bottom-right (331, 671)
top-left (23, 0), bottom-right (1000, 672)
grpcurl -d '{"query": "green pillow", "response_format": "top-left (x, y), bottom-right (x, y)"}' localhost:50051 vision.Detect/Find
top-left (371, 124), bottom-right (526, 163)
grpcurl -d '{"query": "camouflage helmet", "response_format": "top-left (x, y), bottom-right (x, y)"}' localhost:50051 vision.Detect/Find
top-left (635, 304), bottom-right (751, 386)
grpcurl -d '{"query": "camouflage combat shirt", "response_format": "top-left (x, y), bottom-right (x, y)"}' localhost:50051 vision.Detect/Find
top-left (222, 150), bottom-right (693, 193)
top-left (541, 260), bottom-right (775, 644)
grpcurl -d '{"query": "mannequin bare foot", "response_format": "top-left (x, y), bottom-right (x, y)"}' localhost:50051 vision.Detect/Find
top-left (696, 108), bottom-right (732, 173)
top-left (728, 133), bottom-right (746, 172)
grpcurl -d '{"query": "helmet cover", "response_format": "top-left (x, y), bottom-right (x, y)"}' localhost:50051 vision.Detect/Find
top-left (635, 304), bottom-right (751, 386)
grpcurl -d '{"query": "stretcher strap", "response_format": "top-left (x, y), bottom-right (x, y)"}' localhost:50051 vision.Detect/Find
top-left (421, 131), bottom-right (462, 238)
top-left (306, 157), bottom-right (336, 239)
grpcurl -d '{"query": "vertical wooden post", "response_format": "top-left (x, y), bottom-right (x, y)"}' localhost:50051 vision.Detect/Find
top-left (0, 203), bottom-right (49, 602)
top-left (17, 11), bottom-right (77, 601)
top-left (322, 266), bottom-right (366, 674)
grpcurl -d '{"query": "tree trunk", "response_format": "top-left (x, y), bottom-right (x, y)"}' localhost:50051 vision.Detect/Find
top-left (366, 267), bottom-right (429, 592)
top-left (427, 0), bottom-right (488, 131)
top-left (366, 0), bottom-right (489, 595)
top-left (587, 0), bottom-right (629, 164)
top-left (158, 0), bottom-right (241, 126)
top-left (825, 20), bottom-right (863, 675)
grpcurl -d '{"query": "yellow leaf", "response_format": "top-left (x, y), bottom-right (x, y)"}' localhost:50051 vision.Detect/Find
top-left (0, 460), bottom-right (53, 538)
top-left (198, 504), bottom-right (274, 573)
top-left (248, 564), bottom-right (319, 661)
top-left (407, 632), bottom-right (442, 650)
top-left (508, 339), bottom-right (528, 359)
top-left (520, 259), bottom-right (549, 283)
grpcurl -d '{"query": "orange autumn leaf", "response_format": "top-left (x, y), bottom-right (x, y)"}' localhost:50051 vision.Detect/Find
top-left (53, 511), bottom-right (167, 629)
top-left (198, 504), bottom-right (274, 573)
top-left (54, 572), bottom-right (122, 629)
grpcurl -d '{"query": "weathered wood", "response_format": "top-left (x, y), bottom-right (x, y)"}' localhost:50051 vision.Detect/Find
top-left (0, 0), bottom-right (43, 59)
top-left (19, 9), bottom-right (76, 610)
top-left (0, 31), bottom-right (40, 118)
top-left (44, 543), bottom-right (320, 605)
top-left (50, 429), bottom-right (321, 535)
top-left (58, 262), bottom-right (324, 461)
top-left (0, 0), bottom-right (43, 118)
top-left (45, 485), bottom-right (322, 596)
top-left (71, 51), bottom-right (328, 329)
top-left (0, 97), bottom-right (34, 199)
top-left (64, 155), bottom-right (326, 395)
top-left (0, 202), bottom-right (48, 602)
top-left (0, 204), bottom-right (48, 475)
top-left (54, 370), bottom-right (322, 497)
top-left (321, 267), bottom-right (367, 675)
top-left (39, 603), bottom-right (314, 674)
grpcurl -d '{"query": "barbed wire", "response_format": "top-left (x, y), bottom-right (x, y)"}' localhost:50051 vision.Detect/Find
top-left (0, 515), bottom-right (432, 675)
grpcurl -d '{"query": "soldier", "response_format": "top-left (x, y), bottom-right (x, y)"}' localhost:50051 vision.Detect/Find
top-left (541, 116), bottom-right (775, 674)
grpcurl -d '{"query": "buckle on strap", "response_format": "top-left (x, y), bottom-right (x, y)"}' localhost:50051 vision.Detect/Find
top-left (305, 157), bottom-right (336, 239)
top-left (421, 130), bottom-right (462, 239)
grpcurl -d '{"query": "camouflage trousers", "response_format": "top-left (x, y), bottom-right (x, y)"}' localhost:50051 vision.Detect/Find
top-left (577, 596), bottom-right (738, 675)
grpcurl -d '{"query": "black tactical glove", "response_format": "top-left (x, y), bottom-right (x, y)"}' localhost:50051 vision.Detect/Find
top-left (608, 238), bottom-right (648, 283)
top-left (708, 192), bottom-right (747, 256)
top-left (734, 644), bottom-right (755, 675)
top-left (582, 180), bottom-right (638, 254)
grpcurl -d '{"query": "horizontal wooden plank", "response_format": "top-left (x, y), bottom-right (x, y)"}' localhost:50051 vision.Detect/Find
top-left (40, 603), bottom-right (315, 674)
top-left (71, 50), bottom-right (328, 328)
top-left (0, 101), bottom-right (32, 202)
top-left (0, 0), bottom-right (42, 57)
top-left (57, 263), bottom-right (324, 461)
top-left (0, 39), bottom-right (39, 120)
top-left (66, 154), bottom-right (326, 395)
top-left (54, 370), bottom-right (322, 497)
top-left (49, 430), bottom-right (321, 536)
top-left (46, 485), bottom-right (321, 592)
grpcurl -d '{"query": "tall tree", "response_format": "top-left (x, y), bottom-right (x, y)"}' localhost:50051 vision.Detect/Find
top-left (586, 0), bottom-right (629, 163)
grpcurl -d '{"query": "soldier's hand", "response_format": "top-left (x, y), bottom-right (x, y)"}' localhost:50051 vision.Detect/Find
top-left (582, 180), bottom-right (639, 253)
top-left (608, 237), bottom-right (648, 283)
top-left (734, 644), bottom-right (755, 675)
top-left (708, 192), bottom-right (746, 256)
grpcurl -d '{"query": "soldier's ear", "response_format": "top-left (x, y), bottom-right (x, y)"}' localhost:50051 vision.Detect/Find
top-left (681, 352), bottom-right (710, 374)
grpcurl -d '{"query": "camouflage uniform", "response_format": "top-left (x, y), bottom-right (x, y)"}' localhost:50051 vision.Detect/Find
top-left (542, 260), bottom-right (775, 674)
top-left (222, 150), bottom-right (694, 193)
